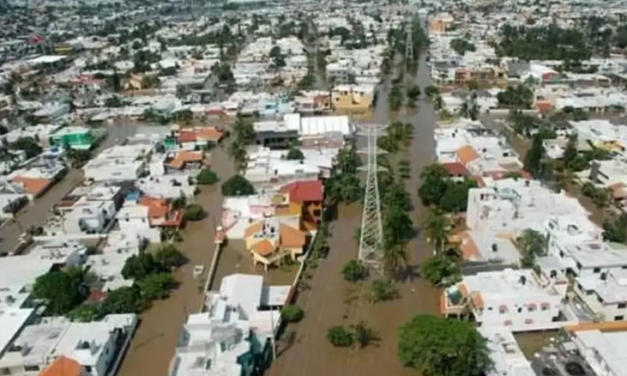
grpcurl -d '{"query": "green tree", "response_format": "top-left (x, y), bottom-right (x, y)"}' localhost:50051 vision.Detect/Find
top-left (450, 38), bottom-right (476, 55)
top-left (101, 285), bottom-right (146, 314)
top-left (32, 271), bottom-right (84, 315)
top-left (424, 85), bottom-right (439, 98)
top-left (184, 204), bottom-right (205, 221)
top-left (121, 253), bottom-right (159, 280)
top-left (422, 254), bottom-right (462, 287)
top-left (517, 229), bottom-right (548, 267)
top-left (66, 149), bottom-right (92, 167)
top-left (341, 260), bottom-right (369, 282)
top-left (351, 321), bottom-right (377, 348)
top-left (406, 85), bottom-right (421, 103)
top-left (423, 210), bottom-right (451, 254)
top-left (68, 304), bottom-right (102, 322)
top-left (13, 136), bottom-right (42, 158)
top-left (418, 164), bottom-right (449, 206)
top-left (286, 148), bottom-right (305, 160)
top-left (398, 315), bottom-right (493, 376)
top-left (222, 175), bottom-right (255, 196)
top-left (603, 214), bottom-right (627, 243)
top-left (327, 326), bottom-right (354, 347)
top-left (366, 279), bottom-right (399, 304)
top-left (154, 244), bottom-right (186, 269)
top-left (438, 179), bottom-right (477, 213)
top-left (196, 169), bottom-right (220, 185)
top-left (524, 134), bottom-right (546, 178)
top-left (139, 273), bottom-right (175, 300)
top-left (281, 305), bottom-right (304, 323)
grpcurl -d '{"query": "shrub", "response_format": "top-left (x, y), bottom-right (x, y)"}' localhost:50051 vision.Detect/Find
top-left (184, 204), bottom-right (205, 221)
top-left (341, 260), bottom-right (369, 283)
top-left (281, 305), bottom-right (304, 323)
top-left (196, 169), bottom-right (220, 185)
top-left (327, 326), bottom-right (354, 347)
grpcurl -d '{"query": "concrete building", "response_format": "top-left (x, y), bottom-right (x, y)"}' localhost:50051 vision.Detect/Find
top-left (443, 269), bottom-right (564, 331)
top-left (0, 314), bottom-right (137, 376)
top-left (170, 274), bottom-right (290, 376)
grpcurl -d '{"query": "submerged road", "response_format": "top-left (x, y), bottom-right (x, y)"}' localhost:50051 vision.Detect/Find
top-left (269, 41), bottom-right (440, 376)
top-left (0, 124), bottom-right (136, 253)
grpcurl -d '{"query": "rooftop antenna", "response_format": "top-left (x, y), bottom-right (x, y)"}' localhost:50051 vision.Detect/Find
top-left (357, 123), bottom-right (387, 274)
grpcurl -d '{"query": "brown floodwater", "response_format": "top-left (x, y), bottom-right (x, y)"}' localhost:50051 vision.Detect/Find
top-left (116, 145), bottom-right (235, 376)
top-left (268, 51), bottom-right (440, 376)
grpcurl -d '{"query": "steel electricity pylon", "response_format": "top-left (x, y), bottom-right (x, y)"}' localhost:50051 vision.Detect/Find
top-left (357, 124), bottom-right (387, 273)
top-left (405, 14), bottom-right (414, 61)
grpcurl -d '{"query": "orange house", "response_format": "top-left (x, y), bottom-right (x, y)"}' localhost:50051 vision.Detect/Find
top-left (139, 196), bottom-right (183, 228)
top-left (280, 180), bottom-right (324, 227)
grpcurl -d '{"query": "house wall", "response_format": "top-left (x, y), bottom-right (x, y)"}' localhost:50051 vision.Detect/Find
top-left (84, 163), bottom-right (144, 182)
top-left (572, 333), bottom-right (617, 376)
top-left (573, 280), bottom-right (627, 321)
top-left (91, 332), bottom-right (117, 376)
top-left (64, 211), bottom-right (106, 234)
top-left (477, 294), bottom-right (562, 327)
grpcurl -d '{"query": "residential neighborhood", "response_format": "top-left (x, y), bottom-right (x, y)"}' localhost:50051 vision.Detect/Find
top-left (3, 1), bottom-right (627, 376)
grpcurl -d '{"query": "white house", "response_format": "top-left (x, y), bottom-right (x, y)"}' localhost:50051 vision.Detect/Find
top-left (170, 274), bottom-right (290, 376)
top-left (443, 269), bottom-right (564, 331)
top-left (0, 314), bottom-right (137, 376)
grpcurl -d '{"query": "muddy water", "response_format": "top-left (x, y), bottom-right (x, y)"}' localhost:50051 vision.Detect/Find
top-left (116, 145), bottom-right (236, 376)
top-left (269, 49), bottom-right (440, 376)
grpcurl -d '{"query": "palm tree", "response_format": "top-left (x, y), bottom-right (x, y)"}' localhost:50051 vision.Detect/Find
top-left (433, 95), bottom-right (444, 111)
top-left (350, 321), bottom-right (376, 348)
top-left (423, 210), bottom-right (450, 255)
top-left (554, 168), bottom-right (575, 192)
top-left (228, 140), bottom-right (247, 170)
top-left (382, 243), bottom-right (408, 276)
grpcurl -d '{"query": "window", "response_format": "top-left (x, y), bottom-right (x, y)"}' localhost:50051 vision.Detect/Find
top-left (517, 307), bottom-right (522, 313)
top-left (618, 303), bottom-right (627, 309)
top-left (0, 368), bottom-right (10, 375)
top-left (614, 316), bottom-right (624, 321)
top-left (24, 366), bottom-right (40, 372)
top-left (598, 295), bottom-right (604, 304)
top-left (85, 366), bottom-right (92, 373)
top-left (593, 268), bottom-right (601, 273)
top-left (576, 262), bottom-right (582, 270)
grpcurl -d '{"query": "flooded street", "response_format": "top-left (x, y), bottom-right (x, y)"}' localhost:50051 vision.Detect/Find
top-left (269, 49), bottom-right (440, 376)
top-left (117, 145), bottom-right (235, 376)
top-left (0, 124), bottom-right (136, 253)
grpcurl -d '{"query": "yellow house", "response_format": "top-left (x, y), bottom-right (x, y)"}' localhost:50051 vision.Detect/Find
top-left (244, 219), bottom-right (306, 270)
top-left (331, 84), bottom-right (375, 114)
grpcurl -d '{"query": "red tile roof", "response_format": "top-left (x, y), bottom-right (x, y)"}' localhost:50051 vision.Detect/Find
top-left (39, 356), bottom-right (83, 376)
top-left (178, 131), bottom-right (197, 143)
top-left (12, 176), bottom-right (51, 197)
top-left (441, 162), bottom-right (470, 176)
top-left (280, 180), bottom-right (324, 202)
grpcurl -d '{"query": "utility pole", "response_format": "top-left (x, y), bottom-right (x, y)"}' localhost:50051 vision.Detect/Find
top-left (357, 124), bottom-right (387, 274)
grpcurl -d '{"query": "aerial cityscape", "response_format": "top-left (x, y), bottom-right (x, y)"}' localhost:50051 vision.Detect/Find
top-left (0, 0), bottom-right (625, 376)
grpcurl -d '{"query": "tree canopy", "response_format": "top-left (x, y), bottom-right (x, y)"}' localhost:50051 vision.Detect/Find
top-left (342, 260), bottom-right (369, 282)
top-left (418, 163), bottom-right (477, 213)
top-left (101, 285), bottom-right (146, 314)
top-left (222, 175), bottom-right (255, 196)
top-left (398, 315), bottom-right (492, 376)
top-left (422, 253), bottom-right (462, 287)
top-left (196, 169), bottom-right (220, 185)
top-left (32, 271), bottom-right (85, 315)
